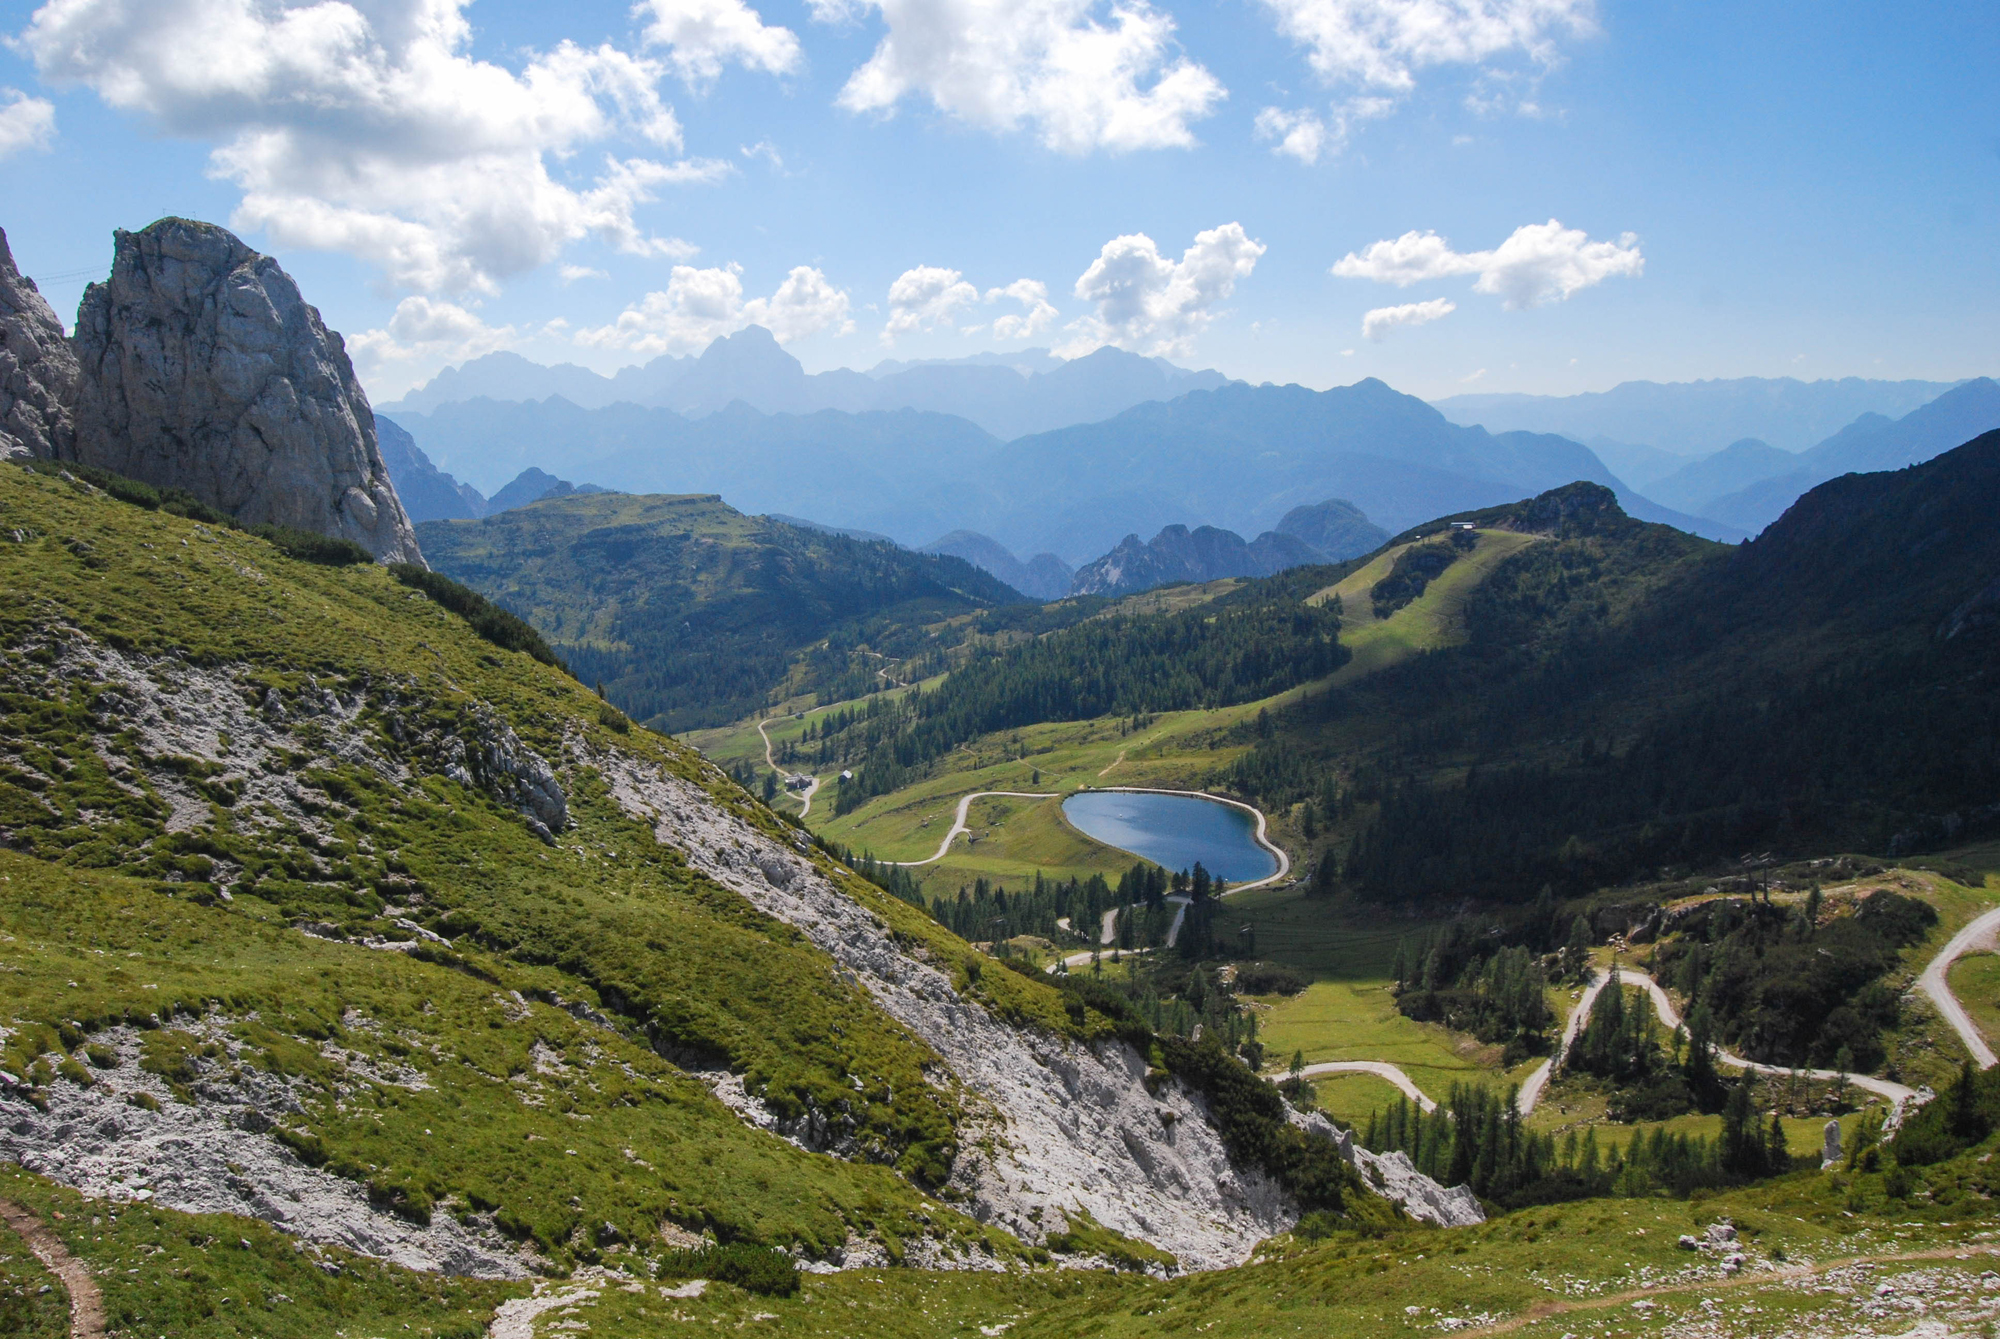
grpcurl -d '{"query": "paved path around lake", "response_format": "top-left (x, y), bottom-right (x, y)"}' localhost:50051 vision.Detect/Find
top-left (1917, 903), bottom-right (2000, 1069)
top-left (756, 718), bottom-right (820, 818)
top-left (0, 1198), bottom-right (106, 1339)
top-left (1085, 787), bottom-right (1292, 892)
top-left (883, 786), bottom-right (1292, 888)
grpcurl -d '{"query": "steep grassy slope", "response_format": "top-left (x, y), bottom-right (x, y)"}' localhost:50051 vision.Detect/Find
top-left (1, 463), bottom-right (1432, 1312)
top-left (0, 464), bottom-right (1037, 1266)
top-left (416, 493), bottom-right (1025, 731)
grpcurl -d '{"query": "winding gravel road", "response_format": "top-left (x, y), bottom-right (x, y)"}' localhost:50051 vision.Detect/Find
top-left (1516, 966), bottom-right (1921, 1116)
top-left (1290, 1061), bottom-right (1440, 1112)
top-left (1918, 904), bottom-right (2000, 1070)
top-left (756, 718), bottom-right (819, 817)
top-left (1266, 952), bottom-right (1942, 1121)
top-left (884, 790), bottom-right (1062, 866)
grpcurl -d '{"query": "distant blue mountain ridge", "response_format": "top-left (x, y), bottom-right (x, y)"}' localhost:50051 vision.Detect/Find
top-left (377, 340), bottom-right (1996, 600)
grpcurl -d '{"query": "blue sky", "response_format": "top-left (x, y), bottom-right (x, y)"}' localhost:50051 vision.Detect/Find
top-left (1, 0), bottom-right (1994, 401)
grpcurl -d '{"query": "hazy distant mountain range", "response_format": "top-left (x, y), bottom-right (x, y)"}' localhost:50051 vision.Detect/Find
top-left (1434, 375), bottom-right (1962, 457)
top-left (378, 338), bottom-right (1997, 589)
top-left (920, 531), bottom-right (1074, 600)
top-left (385, 372), bottom-right (1743, 564)
top-left (383, 326), bottom-right (1226, 443)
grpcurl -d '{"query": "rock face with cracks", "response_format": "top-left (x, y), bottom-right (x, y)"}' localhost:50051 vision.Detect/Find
top-left (67, 219), bottom-right (421, 562)
top-left (0, 226), bottom-right (80, 462)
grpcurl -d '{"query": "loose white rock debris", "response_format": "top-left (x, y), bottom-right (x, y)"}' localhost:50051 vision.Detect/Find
top-left (589, 742), bottom-right (1453, 1269)
top-left (0, 1025), bottom-right (532, 1278)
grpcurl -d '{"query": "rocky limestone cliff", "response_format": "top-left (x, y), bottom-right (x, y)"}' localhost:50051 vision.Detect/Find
top-left (0, 226), bottom-right (80, 461)
top-left (68, 219), bottom-right (420, 562)
top-left (1071, 523), bottom-right (1323, 597)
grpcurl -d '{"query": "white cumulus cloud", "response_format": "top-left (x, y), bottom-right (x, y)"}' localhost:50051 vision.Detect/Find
top-left (575, 262), bottom-right (853, 354)
top-left (0, 89), bottom-right (56, 159)
top-left (1332, 219), bottom-right (1640, 309)
top-left (637, 0), bottom-right (802, 89)
top-left (823, 0), bottom-right (1226, 154)
top-left (19, 0), bottom-right (723, 293)
top-left (347, 295), bottom-right (518, 383)
top-left (882, 265), bottom-right (979, 343)
top-left (1063, 222), bottom-right (1264, 357)
top-left (1261, 0), bottom-right (1593, 91)
top-left (985, 278), bottom-right (1057, 340)
top-left (1361, 296), bottom-right (1454, 340)
top-left (1253, 106), bottom-right (1325, 163)
top-left (1256, 94), bottom-right (1392, 162)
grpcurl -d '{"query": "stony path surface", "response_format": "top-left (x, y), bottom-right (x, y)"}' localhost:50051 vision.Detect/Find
top-left (0, 1199), bottom-right (106, 1339)
top-left (485, 1285), bottom-right (600, 1339)
top-left (1458, 1243), bottom-right (2000, 1337)
top-left (1918, 903), bottom-right (2000, 1069)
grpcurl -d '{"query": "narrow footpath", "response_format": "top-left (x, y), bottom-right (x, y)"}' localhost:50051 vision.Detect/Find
top-left (0, 1198), bottom-right (105, 1339)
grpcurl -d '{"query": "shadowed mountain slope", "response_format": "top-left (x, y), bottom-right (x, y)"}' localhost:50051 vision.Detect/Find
top-left (417, 493), bottom-right (1027, 731)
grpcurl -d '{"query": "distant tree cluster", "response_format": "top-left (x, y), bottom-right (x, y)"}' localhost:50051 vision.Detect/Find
top-left (926, 871), bottom-right (1122, 945)
top-left (1891, 1060), bottom-right (2000, 1167)
top-left (1394, 926), bottom-right (1556, 1064)
top-left (1652, 890), bottom-right (1936, 1072)
top-left (1363, 1075), bottom-right (1793, 1211)
top-left (1390, 893), bottom-right (1585, 1063)
top-left (1558, 970), bottom-right (1704, 1122)
top-left (1369, 529), bottom-right (1475, 618)
top-left (829, 597), bottom-right (1348, 813)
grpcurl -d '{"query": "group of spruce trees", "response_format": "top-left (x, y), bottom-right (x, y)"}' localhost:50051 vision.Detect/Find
top-left (1362, 1078), bottom-right (1792, 1210)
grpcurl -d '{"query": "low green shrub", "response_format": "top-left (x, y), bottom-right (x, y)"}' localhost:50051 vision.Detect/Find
top-left (1233, 961), bottom-right (1308, 996)
top-left (389, 564), bottom-right (564, 669)
top-left (245, 523), bottom-right (374, 567)
top-left (657, 1243), bottom-right (800, 1297)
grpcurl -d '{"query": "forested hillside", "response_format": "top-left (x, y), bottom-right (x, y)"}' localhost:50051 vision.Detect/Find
top-left (1233, 434), bottom-right (2000, 901)
top-left (416, 493), bottom-right (1026, 731)
top-left (827, 582), bottom-right (1350, 812)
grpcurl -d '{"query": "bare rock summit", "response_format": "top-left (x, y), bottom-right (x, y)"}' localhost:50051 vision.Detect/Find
top-left (0, 226), bottom-right (81, 462)
top-left (70, 218), bottom-right (421, 562)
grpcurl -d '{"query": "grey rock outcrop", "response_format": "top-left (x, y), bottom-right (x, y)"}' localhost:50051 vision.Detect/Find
top-left (69, 219), bottom-right (421, 562)
top-left (0, 226), bottom-right (80, 461)
top-left (1291, 1110), bottom-right (1484, 1227)
top-left (1071, 522), bottom-right (1324, 598)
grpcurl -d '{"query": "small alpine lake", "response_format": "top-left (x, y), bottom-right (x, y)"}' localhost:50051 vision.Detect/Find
top-left (1060, 790), bottom-right (1278, 884)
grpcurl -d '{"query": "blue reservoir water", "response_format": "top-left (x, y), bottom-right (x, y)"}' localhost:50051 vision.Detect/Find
top-left (1061, 791), bottom-right (1277, 884)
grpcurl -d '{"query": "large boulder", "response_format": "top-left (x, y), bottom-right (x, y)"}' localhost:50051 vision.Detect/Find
top-left (0, 226), bottom-right (81, 461)
top-left (69, 219), bottom-right (421, 563)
